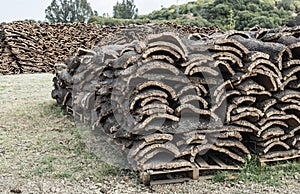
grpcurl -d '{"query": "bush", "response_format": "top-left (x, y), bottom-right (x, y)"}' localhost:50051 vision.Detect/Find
top-left (138, 0), bottom-right (296, 31)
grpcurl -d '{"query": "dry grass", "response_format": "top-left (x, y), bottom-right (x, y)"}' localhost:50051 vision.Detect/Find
top-left (0, 74), bottom-right (125, 183)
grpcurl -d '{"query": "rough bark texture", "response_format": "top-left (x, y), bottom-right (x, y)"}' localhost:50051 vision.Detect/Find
top-left (0, 21), bottom-right (116, 74)
top-left (4, 22), bottom-right (298, 172)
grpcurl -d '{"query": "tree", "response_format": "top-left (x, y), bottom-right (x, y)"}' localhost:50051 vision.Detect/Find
top-left (202, 0), bottom-right (293, 30)
top-left (45, 0), bottom-right (97, 23)
top-left (278, 0), bottom-right (294, 10)
top-left (113, 0), bottom-right (138, 19)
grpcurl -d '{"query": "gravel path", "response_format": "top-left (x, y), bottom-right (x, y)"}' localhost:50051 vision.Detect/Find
top-left (0, 73), bottom-right (299, 193)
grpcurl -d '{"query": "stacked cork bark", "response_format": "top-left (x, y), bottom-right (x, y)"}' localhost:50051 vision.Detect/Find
top-left (1, 19), bottom-right (299, 174)
top-left (0, 23), bottom-right (18, 74)
top-left (53, 24), bottom-right (300, 171)
top-left (238, 27), bottom-right (300, 162)
top-left (0, 21), bottom-right (115, 74)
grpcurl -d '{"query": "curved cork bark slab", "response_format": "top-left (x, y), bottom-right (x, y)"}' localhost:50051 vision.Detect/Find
top-left (142, 46), bottom-right (182, 61)
top-left (288, 42), bottom-right (300, 59)
top-left (247, 51), bottom-right (270, 62)
top-left (261, 127), bottom-right (285, 140)
top-left (179, 94), bottom-right (208, 109)
top-left (186, 65), bottom-right (219, 77)
top-left (133, 142), bottom-right (181, 163)
top-left (177, 85), bottom-right (202, 97)
top-left (132, 113), bottom-right (179, 133)
top-left (191, 144), bottom-right (245, 163)
top-left (142, 159), bottom-right (193, 171)
top-left (283, 59), bottom-right (300, 69)
top-left (135, 61), bottom-right (181, 76)
top-left (147, 40), bottom-right (187, 61)
top-left (258, 120), bottom-right (289, 137)
top-left (181, 54), bottom-right (212, 67)
top-left (147, 32), bottom-right (188, 58)
top-left (212, 52), bottom-right (244, 68)
top-left (260, 149), bottom-right (300, 160)
top-left (209, 44), bottom-right (244, 59)
top-left (283, 66), bottom-right (300, 81)
top-left (136, 80), bottom-right (178, 100)
top-left (236, 79), bottom-right (266, 92)
top-left (231, 96), bottom-right (256, 106)
top-left (263, 141), bottom-right (290, 154)
top-left (276, 103), bottom-right (300, 117)
top-left (230, 110), bottom-right (262, 123)
top-left (257, 98), bottom-right (278, 112)
top-left (231, 120), bottom-right (259, 132)
top-left (287, 80), bottom-right (300, 89)
top-left (214, 60), bottom-right (235, 76)
top-left (135, 103), bottom-right (174, 115)
top-left (214, 38), bottom-right (249, 56)
top-left (130, 89), bottom-right (168, 110)
top-left (140, 97), bottom-right (169, 107)
top-left (225, 30), bottom-right (251, 39)
top-left (128, 134), bottom-right (174, 159)
top-left (274, 90), bottom-right (300, 103)
top-left (142, 54), bottom-right (175, 64)
top-left (175, 104), bottom-right (213, 118)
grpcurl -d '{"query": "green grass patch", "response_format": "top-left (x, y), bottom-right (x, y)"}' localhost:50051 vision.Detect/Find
top-left (34, 104), bottom-right (120, 181)
top-left (40, 102), bottom-right (69, 118)
top-left (55, 171), bottom-right (73, 179)
top-left (33, 164), bottom-right (55, 176)
top-left (0, 85), bottom-right (8, 91)
top-left (40, 156), bottom-right (60, 165)
top-left (212, 156), bottom-right (300, 186)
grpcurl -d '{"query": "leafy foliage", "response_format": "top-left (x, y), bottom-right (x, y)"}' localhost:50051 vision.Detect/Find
top-left (203, 0), bottom-right (294, 30)
top-left (89, 0), bottom-right (299, 30)
top-left (138, 0), bottom-right (298, 30)
top-left (45, 0), bottom-right (97, 23)
top-left (113, 0), bottom-right (138, 19)
top-left (88, 15), bottom-right (209, 28)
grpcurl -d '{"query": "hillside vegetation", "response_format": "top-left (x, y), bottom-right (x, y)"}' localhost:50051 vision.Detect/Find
top-left (90, 0), bottom-right (300, 30)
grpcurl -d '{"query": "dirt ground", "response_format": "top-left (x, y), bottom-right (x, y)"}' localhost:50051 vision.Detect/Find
top-left (0, 73), bottom-right (299, 194)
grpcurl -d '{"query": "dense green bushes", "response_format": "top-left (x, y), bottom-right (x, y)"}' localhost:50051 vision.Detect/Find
top-left (88, 16), bottom-right (209, 27)
top-left (138, 0), bottom-right (297, 30)
top-left (203, 0), bottom-right (294, 30)
top-left (89, 0), bottom-right (299, 30)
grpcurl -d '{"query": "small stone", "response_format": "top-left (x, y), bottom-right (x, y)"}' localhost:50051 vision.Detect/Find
top-left (104, 181), bottom-right (109, 184)
top-left (100, 188), bottom-right (108, 193)
top-left (10, 188), bottom-right (22, 193)
top-left (95, 183), bottom-right (102, 187)
top-left (89, 185), bottom-right (97, 190)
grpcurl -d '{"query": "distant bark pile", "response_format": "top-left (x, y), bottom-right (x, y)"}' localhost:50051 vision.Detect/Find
top-left (52, 23), bottom-right (300, 171)
top-left (0, 21), bottom-right (115, 74)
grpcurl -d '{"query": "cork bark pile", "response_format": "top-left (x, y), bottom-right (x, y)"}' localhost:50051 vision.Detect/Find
top-left (0, 21), bottom-right (115, 74)
top-left (51, 23), bottom-right (300, 171)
